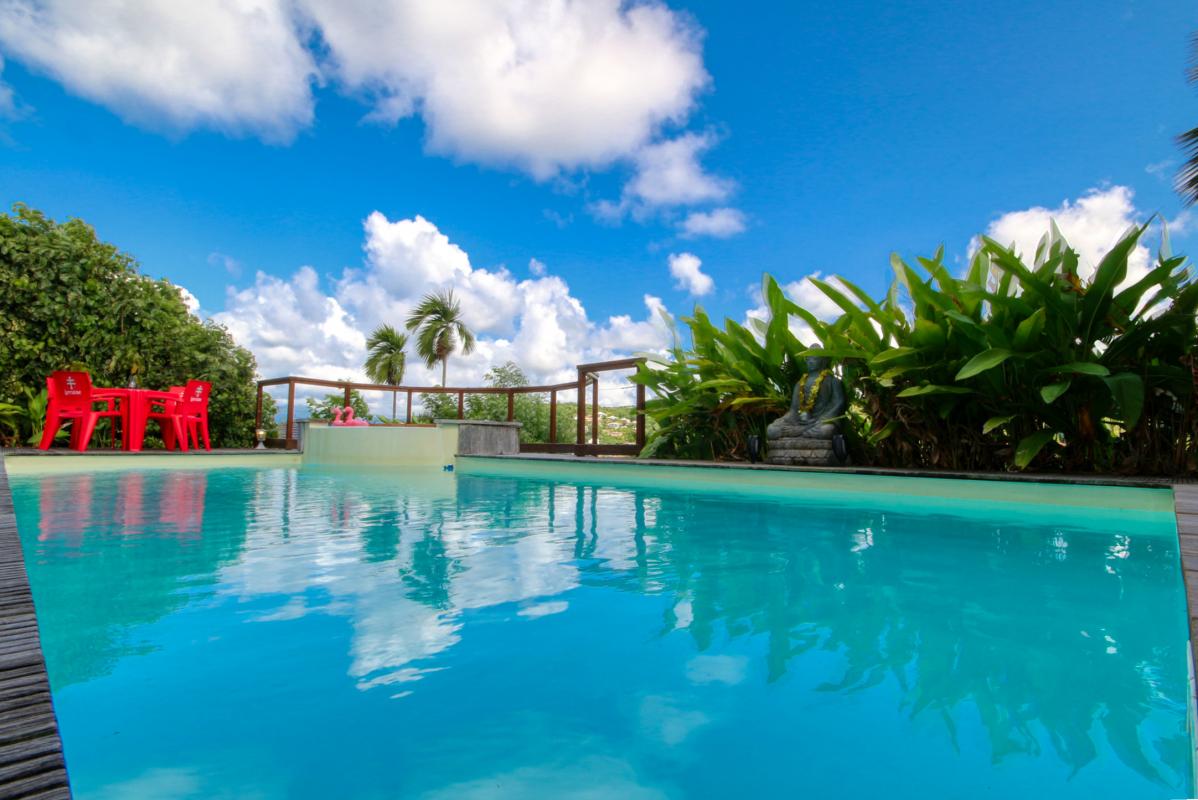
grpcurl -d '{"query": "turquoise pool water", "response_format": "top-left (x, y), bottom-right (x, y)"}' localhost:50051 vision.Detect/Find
top-left (10, 466), bottom-right (1194, 799)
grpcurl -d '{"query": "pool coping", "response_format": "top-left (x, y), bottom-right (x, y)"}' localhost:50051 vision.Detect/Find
top-left (0, 454), bottom-right (71, 799)
top-left (0, 448), bottom-right (302, 475)
top-left (462, 451), bottom-right (1183, 488)
top-left (0, 447), bottom-right (280, 457)
top-left (1175, 485), bottom-right (1198, 739)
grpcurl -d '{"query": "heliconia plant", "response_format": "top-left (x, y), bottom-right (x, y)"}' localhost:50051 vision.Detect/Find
top-left (635, 222), bottom-right (1198, 473)
top-left (633, 282), bottom-right (807, 460)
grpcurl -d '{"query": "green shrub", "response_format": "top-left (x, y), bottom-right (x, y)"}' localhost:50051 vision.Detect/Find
top-left (636, 223), bottom-right (1198, 474)
top-left (633, 285), bottom-right (805, 460)
top-left (0, 204), bottom-right (275, 448)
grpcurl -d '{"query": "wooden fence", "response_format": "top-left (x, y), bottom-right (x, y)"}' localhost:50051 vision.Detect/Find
top-left (255, 357), bottom-right (646, 456)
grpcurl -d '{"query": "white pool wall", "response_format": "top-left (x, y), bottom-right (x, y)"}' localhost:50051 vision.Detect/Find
top-left (302, 424), bottom-right (458, 468)
top-left (456, 455), bottom-right (1177, 529)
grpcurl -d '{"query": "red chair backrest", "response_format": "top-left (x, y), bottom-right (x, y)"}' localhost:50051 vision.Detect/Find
top-left (47, 371), bottom-right (93, 412)
top-left (179, 380), bottom-right (211, 414)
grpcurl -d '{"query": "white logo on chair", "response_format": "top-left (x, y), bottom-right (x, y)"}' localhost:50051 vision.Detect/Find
top-left (64, 376), bottom-right (81, 395)
top-left (194, 385), bottom-right (203, 398)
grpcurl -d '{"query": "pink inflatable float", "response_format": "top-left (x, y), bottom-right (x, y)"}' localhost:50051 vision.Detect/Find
top-left (330, 406), bottom-right (369, 426)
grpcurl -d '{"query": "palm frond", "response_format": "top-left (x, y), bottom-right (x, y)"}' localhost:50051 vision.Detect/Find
top-left (405, 289), bottom-right (475, 383)
top-left (1177, 32), bottom-right (1198, 207)
top-left (364, 324), bottom-right (408, 386)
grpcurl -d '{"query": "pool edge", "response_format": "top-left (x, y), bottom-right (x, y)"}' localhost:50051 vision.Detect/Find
top-left (0, 449), bottom-right (302, 475)
top-left (1173, 483), bottom-right (1198, 792)
top-left (0, 454), bottom-right (72, 798)
top-left (456, 454), bottom-right (1177, 515)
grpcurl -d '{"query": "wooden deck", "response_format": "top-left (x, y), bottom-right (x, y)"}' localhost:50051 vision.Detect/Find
top-left (0, 457), bottom-right (71, 799)
top-left (1175, 485), bottom-right (1198, 682)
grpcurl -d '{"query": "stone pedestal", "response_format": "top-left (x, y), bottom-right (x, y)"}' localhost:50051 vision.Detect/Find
top-left (437, 419), bottom-right (522, 456)
top-left (765, 436), bottom-right (836, 466)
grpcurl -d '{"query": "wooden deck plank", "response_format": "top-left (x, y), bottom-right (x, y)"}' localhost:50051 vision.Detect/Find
top-left (1174, 487), bottom-right (1198, 727)
top-left (0, 456), bottom-right (71, 799)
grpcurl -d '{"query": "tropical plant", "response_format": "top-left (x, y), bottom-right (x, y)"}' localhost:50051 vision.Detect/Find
top-left (1178, 32), bottom-right (1198, 206)
top-left (633, 285), bottom-right (806, 460)
top-left (364, 324), bottom-right (408, 419)
top-left (0, 203), bottom-right (275, 447)
top-left (0, 400), bottom-right (23, 446)
top-left (406, 289), bottom-right (475, 386)
top-left (636, 223), bottom-right (1198, 474)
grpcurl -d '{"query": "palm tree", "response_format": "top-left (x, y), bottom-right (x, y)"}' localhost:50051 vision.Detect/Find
top-left (405, 289), bottom-right (475, 386)
top-left (364, 324), bottom-right (408, 419)
top-left (1178, 33), bottom-right (1198, 206)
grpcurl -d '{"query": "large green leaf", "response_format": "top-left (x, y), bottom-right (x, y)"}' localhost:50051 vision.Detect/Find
top-left (1012, 308), bottom-right (1046, 350)
top-left (955, 348), bottom-right (1013, 381)
top-left (982, 415), bottom-right (1015, 434)
top-left (1015, 430), bottom-right (1057, 469)
top-left (1040, 380), bottom-right (1071, 404)
top-left (869, 347), bottom-right (921, 367)
top-left (1079, 224), bottom-right (1143, 344)
top-left (897, 384), bottom-right (974, 397)
top-left (910, 319), bottom-right (946, 350)
top-left (982, 240), bottom-right (1068, 316)
top-left (867, 420), bottom-right (899, 444)
top-left (1050, 362), bottom-right (1110, 377)
top-left (1103, 372), bottom-right (1145, 429)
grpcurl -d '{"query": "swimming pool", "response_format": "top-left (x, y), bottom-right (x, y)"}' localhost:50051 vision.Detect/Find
top-left (9, 464), bottom-right (1194, 798)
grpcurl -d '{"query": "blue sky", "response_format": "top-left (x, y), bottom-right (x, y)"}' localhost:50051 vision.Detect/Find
top-left (0, 0), bottom-right (1195, 389)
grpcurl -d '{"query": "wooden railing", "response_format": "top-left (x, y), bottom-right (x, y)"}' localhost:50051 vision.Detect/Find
top-left (255, 357), bottom-right (646, 456)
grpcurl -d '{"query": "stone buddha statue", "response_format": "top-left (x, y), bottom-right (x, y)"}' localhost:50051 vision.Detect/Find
top-left (766, 356), bottom-right (847, 465)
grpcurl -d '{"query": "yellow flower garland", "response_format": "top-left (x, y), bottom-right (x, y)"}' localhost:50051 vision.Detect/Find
top-left (798, 369), bottom-right (831, 414)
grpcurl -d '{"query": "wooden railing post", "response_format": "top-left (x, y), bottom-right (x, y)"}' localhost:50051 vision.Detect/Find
top-left (507, 390), bottom-right (515, 421)
top-left (286, 379), bottom-right (296, 450)
top-left (549, 390), bottom-right (557, 443)
top-left (457, 391), bottom-right (464, 419)
top-left (254, 382), bottom-right (263, 434)
top-left (343, 385), bottom-right (351, 410)
top-left (591, 376), bottom-right (599, 445)
top-left (406, 390), bottom-right (413, 424)
top-left (635, 382), bottom-right (646, 450)
top-left (575, 368), bottom-right (586, 455)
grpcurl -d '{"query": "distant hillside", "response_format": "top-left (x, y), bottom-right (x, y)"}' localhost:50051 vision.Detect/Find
top-left (556, 403), bottom-right (646, 445)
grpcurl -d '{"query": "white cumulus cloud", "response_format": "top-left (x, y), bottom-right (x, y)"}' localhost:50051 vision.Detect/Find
top-left (667, 252), bottom-right (713, 296)
top-left (0, 0), bottom-right (715, 181)
top-left (0, 56), bottom-right (15, 117)
top-left (594, 131), bottom-right (731, 220)
top-left (625, 132), bottom-right (730, 207)
top-left (979, 185), bottom-right (1155, 288)
top-left (0, 0), bottom-right (317, 141)
top-left (300, 0), bottom-right (709, 180)
top-left (214, 212), bottom-right (673, 398)
top-left (679, 207), bottom-right (745, 238)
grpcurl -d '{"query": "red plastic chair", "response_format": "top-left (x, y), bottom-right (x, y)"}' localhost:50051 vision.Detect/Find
top-left (143, 388), bottom-right (189, 452)
top-left (176, 380), bottom-right (212, 451)
top-left (39, 371), bottom-right (125, 451)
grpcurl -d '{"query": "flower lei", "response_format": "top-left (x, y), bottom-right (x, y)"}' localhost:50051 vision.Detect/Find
top-left (797, 369), bottom-right (831, 414)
